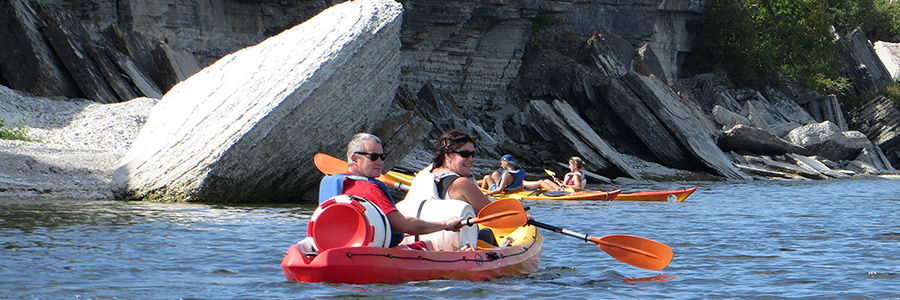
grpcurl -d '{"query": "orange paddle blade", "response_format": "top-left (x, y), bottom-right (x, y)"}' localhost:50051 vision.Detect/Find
top-left (314, 153), bottom-right (349, 175)
top-left (588, 234), bottom-right (674, 271)
top-left (467, 198), bottom-right (528, 229)
top-left (527, 220), bottom-right (673, 270)
top-left (313, 153), bottom-right (407, 189)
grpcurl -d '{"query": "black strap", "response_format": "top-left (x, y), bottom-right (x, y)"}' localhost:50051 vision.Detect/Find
top-left (436, 173), bottom-right (459, 199)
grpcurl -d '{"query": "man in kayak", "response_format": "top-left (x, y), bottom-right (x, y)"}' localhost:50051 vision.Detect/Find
top-left (342, 133), bottom-right (464, 247)
top-left (478, 154), bottom-right (525, 196)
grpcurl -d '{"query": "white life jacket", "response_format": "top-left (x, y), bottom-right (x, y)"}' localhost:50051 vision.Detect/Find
top-left (395, 164), bottom-right (477, 251)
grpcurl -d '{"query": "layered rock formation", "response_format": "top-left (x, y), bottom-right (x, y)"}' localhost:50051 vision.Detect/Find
top-left (849, 96), bottom-right (900, 168)
top-left (398, 0), bottom-right (572, 111)
top-left (837, 28), bottom-right (894, 96)
top-left (0, 0), bottom-right (200, 103)
top-left (113, 0), bottom-right (410, 202)
top-left (554, 0), bottom-right (706, 85)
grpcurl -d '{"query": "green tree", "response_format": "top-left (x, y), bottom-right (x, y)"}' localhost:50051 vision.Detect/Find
top-left (828, 0), bottom-right (900, 42)
top-left (689, 0), bottom-right (843, 92)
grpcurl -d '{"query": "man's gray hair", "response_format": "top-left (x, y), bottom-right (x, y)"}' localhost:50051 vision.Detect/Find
top-left (346, 133), bottom-right (382, 164)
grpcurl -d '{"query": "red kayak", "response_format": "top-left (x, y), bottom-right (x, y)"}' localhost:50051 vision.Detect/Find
top-left (282, 225), bottom-right (543, 284)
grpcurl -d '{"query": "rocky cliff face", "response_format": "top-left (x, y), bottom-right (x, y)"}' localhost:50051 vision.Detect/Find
top-left (30, 0), bottom-right (339, 66)
top-left (553, 0), bottom-right (707, 85)
top-left (397, 0), bottom-right (571, 111)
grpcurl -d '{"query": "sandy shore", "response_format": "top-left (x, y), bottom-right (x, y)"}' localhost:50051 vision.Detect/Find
top-left (0, 86), bottom-right (156, 200)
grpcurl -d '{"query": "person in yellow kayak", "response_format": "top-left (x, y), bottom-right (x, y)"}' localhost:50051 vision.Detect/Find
top-left (478, 154), bottom-right (526, 196)
top-left (428, 128), bottom-right (502, 246)
top-left (523, 156), bottom-right (587, 192)
top-left (430, 129), bottom-right (493, 212)
top-left (341, 133), bottom-right (464, 247)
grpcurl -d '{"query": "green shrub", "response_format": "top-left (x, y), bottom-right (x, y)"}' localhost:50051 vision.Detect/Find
top-left (883, 82), bottom-right (900, 104)
top-left (0, 117), bottom-right (34, 142)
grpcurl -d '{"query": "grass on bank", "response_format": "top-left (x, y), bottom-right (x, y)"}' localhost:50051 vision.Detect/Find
top-left (0, 117), bottom-right (34, 142)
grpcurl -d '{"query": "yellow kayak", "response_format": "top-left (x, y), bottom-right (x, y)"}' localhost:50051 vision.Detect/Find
top-left (385, 171), bottom-right (694, 202)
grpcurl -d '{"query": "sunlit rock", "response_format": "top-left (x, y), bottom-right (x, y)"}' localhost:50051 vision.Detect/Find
top-left (786, 121), bottom-right (873, 161)
top-left (623, 72), bottom-right (750, 180)
top-left (527, 99), bottom-right (639, 180)
top-left (114, 0), bottom-right (404, 202)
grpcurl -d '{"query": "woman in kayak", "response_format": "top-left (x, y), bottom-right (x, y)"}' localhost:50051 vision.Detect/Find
top-left (430, 129), bottom-right (493, 212)
top-left (479, 154), bottom-right (525, 196)
top-left (524, 156), bottom-right (587, 192)
top-left (428, 129), bottom-right (505, 246)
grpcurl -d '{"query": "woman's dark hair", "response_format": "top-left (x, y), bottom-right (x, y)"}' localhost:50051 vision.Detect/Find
top-left (432, 128), bottom-right (478, 167)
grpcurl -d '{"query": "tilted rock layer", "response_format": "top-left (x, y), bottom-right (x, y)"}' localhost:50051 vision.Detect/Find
top-left (114, 0), bottom-right (403, 203)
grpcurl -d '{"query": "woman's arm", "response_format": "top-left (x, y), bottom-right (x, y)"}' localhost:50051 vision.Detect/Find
top-left (448, 177), bottom-right (492, 212)
top-left (386, 211), bottom-right (463, 235)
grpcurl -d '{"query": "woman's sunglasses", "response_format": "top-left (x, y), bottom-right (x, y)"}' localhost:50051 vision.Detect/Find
top-left (354, 151), bottom-right (388, 161)
top-left (451, 150), bottom-right (476, 158)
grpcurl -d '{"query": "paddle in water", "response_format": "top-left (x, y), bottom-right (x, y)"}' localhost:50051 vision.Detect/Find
top-left (527, 220), bottom-right (673, 270)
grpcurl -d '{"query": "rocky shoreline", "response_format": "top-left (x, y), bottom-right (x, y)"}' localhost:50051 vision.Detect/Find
top-left (0, 85), bottom-right (155, 200)
top-left (3, 79), bottom-right (897, 201)
top-left (0, 83), bottom-right (695, 200)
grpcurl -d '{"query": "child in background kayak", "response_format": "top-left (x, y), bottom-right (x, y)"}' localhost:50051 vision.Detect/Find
top-left (523, 156), bottom-right (587, 192)
top-left (478, 154), bottom-right (525, 195)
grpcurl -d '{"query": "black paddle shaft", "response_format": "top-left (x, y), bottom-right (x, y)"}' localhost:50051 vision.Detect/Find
top-left (528, 220), bottom-right (593, 242)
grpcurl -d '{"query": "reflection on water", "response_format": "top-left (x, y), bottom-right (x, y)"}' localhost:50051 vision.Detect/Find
top-left (2, 179), bottom-right (900, 298)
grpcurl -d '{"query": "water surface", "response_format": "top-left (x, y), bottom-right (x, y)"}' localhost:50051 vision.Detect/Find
top-left (2, 179), bottom-right (898, 298)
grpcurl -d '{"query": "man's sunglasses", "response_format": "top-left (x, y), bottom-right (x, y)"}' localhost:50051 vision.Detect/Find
top-left (451, 150), bottom-right (476, 158)
top-left (355, 151), bottom-right (388, 161)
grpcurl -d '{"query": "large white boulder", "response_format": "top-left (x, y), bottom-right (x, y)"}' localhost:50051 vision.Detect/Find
top-left (114, 0), bottom-right (403, 202)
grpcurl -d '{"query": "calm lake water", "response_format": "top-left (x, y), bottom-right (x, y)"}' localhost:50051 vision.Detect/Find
top-left (2, 179), bottom-right (899, 299)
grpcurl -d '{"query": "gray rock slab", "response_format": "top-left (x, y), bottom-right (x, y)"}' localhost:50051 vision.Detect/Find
top-left (602, 77), bottom-right (695, 169)
top-left (528, 99), bottom-right (640, 180)
top-left (0, 0), bottom-right (81, 98)
top-left (786, 153), bottom-right (851, 179)
top-left (114, 0), bottom-right (404, 203)
top-left (836, 28), bottom-right (893, 95)
top-left (786, 121), bottom-right (873, 161)
top-left (849, 96), bottom-right (900, 167)
top-left (624, 72), bottom-right (751, 180)
top-left (718, 124), bottom-right (807, 155)
top-left (743, 155), bottom-right (824, 179)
